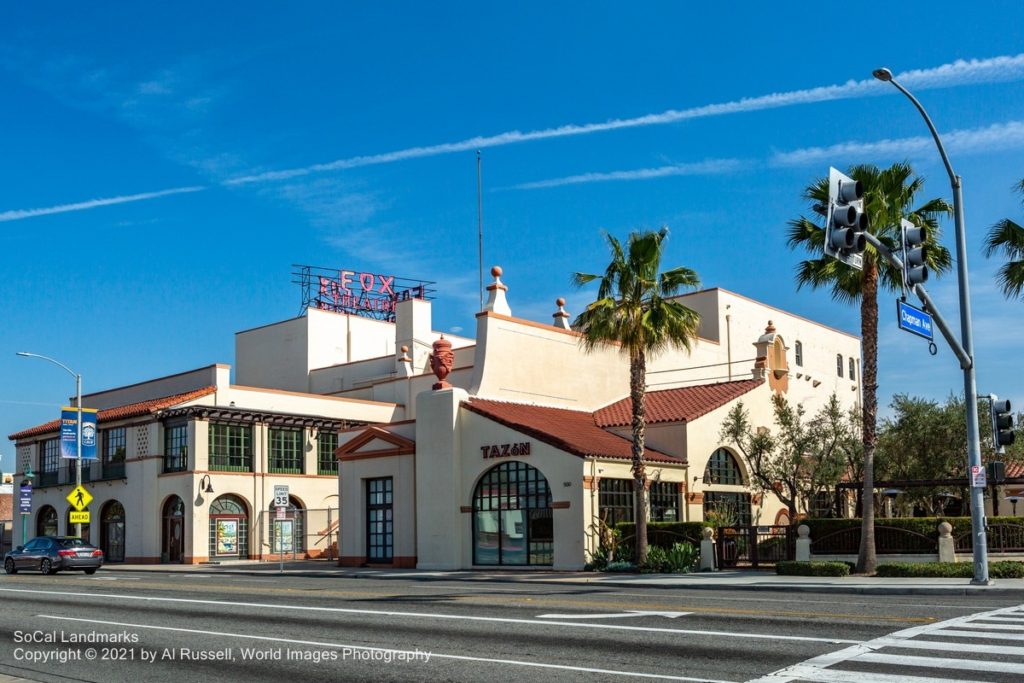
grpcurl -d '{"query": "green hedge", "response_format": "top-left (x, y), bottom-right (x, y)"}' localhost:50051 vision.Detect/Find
top-left (614, 522), bottom-right (707, 550)
top-left (875, 561), bottom-right (1024, 579)
top-left (776, 561), bottom-right (851, 576)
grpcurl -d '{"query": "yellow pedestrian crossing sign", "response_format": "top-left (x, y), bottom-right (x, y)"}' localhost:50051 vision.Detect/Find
top-left (67, 485), bottom-right (93, 512)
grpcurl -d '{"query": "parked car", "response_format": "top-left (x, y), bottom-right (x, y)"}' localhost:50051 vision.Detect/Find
top-left (4, 536), bottom-right (104, 575)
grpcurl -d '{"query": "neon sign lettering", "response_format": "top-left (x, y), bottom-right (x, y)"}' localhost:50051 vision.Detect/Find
top-left (293, 264), bottom-right (435, 322)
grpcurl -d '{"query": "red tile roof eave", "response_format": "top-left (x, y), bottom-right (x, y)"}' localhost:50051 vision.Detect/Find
top-left (594, 379), bottom-right (764, 428)
top-left (7, 386), bottom-right (217, 441)
top-left (461, 401), bottom-right (683, 465)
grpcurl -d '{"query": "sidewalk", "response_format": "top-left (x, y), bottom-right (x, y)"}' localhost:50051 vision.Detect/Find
top-left (101, 560), bottom-right (1024, 596)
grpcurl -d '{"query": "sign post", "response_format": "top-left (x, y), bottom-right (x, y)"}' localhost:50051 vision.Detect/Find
top-left (19, 483), bottom-right (32, 545)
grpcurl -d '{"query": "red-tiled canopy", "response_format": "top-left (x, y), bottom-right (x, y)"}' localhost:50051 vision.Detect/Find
top-left (594, 379), bottom-right (763, 428)
top-left (8, 386), bottom-right (217, 440)
top-left (463, 399), bottom-right (682, 463)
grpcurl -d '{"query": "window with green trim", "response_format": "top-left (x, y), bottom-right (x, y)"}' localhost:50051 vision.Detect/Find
top-left (209, 423), bottom-right (253, 472)
top-left (164, 423), bottom-right (188, 473)
top-left (269, 428), bottom-right (303, 474)
top-left (317, 431), bottom-right (338, 475)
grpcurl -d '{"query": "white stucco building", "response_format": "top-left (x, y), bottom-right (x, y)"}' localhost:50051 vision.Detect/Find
top-left (10, 265), bottom-right (863, 568)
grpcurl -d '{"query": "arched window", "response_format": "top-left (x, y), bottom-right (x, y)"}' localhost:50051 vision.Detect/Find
top-left (36, 505), bottom-right (58, 537)
top-left (101, 500), bottom-right (126, 562)
top-left (162, 495), bottom-right (185, 564)
top-left (209, 494), bottom-right (249, 559)
top-left (849, 357), bottom-right (856, 381)
top-left (703, 448), bottom-right (744, 486)
top-left (472, 461), bottom-right (552, 566)
top-left (837, 354), bottom-right (844, 377)
top-left (269, 496), bottom-right (305, 554)
top-left (794, 341), bottom-right (803, 367)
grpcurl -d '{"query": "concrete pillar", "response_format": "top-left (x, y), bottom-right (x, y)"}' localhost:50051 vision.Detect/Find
top-left (396, 298), bottom-right (433, 374)
top-left (415, 386), bottom-right (469, 569)
top-left (937, 521), bottom-right (955, 563)
top-left (699, 526), bottom-right (715, 571)
top-left (796, 524), bottom-right (811, 562)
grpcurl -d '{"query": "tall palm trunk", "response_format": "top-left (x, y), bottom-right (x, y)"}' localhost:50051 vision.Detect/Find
top-left (856, 258), bottom-right (879, 574)
top-left (630, 349), bottom-right (649, 564)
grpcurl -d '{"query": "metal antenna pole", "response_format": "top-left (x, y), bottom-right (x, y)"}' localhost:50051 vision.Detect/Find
top-left (477, 149), bottom-right (484, 310)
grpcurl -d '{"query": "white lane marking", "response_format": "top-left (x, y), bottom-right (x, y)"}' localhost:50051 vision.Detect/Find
top-left (870, 635), bottom-right (1024, 656)
top-left (745, 602), bottom-right (1024, 683)
top-left (757, 664), bottom-right (987, 683)
top-left (854, 652), bottom-right (1024, 675)
top-left (966, 613), bottom-right (1024, 621)
top-left (37, 615), bottom-right (734, 683)
top-left (0, 587), bottom-right (859, 644)
top-left (922, 628), bottom-right (1024, 640)
top-left (605, 591), bottom-right (996, 611)
top-left (944, 622), bottom-right (1024, 631)
top-left (538, 611), bottom-right (690, 620)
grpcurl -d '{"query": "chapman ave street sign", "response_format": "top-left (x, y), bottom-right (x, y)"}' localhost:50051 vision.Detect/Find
top-left (897, 300), bottom-right (934, 341)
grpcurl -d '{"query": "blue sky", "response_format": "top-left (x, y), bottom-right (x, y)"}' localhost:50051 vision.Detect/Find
top-left (3, 3), bottom-right (1023, 475)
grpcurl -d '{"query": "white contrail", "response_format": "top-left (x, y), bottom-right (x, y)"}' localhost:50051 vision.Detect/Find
top-left (0, 185), bottom-right (206, 223)
top-left (771, 120), bottom-right (1024, 167)
top-left (3, 54), bottom-right (1023, 221)
top-left (223, 53), bottom-right (1024, 185)
top-left (505, 158), bottom-right (748, 190)
top-left (512, 120), bottom-right (1024, 189)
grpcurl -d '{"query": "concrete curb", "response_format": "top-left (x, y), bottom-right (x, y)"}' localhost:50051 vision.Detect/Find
top-left (97, 565), bottom-right (1024, 597)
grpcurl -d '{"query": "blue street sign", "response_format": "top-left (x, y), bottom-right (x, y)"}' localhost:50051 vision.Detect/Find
top-left (897, 300), bottom-right (934, 341)
top-left (19, 485), bottom-right (32, 515)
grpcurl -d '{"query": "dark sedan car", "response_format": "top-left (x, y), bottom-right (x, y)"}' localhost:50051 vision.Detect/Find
top-left (4, 536), bottom-right (104, 575)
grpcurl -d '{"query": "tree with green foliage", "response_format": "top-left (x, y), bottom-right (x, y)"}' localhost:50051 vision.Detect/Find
top-left (984, 179), bottom-right (1024, 300)
top-left (720, 394), bottom-right (857, 520)
top-left (787, 162), bottom-right (952, 573)
top-left (573, 227), bottom-right (701, 565)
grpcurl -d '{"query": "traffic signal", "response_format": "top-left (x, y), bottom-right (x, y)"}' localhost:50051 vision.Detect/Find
top-left (901, 218), bottom-right (928, 289)
top-left (991, 398), bottom-right (1015, 453)
top-left (825, 167), bottom-right (868, 270)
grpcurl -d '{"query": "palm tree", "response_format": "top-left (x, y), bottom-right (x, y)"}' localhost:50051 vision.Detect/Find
top-left (572, 227), bottom-right (701, 565)
top-left (787, 162), bottom-right (951, 573)
top-left (984, 179), bottom-right (1024, 300)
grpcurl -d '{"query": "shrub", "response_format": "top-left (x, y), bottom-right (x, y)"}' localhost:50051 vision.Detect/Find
top-left (585, 545), bottom-right (611, 572)
top-left (640, 542), bottom-right (699, 573)
top-left (615, 522), bottom-right (706, 552)
top-left (875, 561), bottom-right (1024, 579)
top-left (605, 560), bottom-right (637, 573)
top-left (776, 561), bottom-right (851, 577)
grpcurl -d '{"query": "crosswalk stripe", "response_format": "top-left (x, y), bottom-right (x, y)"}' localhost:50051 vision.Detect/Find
top-left (923, 628), bottom-right (1024, 641)
top-left (753, 663), bottom-right (988, 683)
top-left (949, 622), bottom-right (1024, 631)
top-left (871, 635), bottom-right (1024, 656)
top-left (853, 652), bottom-right (1024, 675)
top-left (966, 614), bottom-right (1024, 622)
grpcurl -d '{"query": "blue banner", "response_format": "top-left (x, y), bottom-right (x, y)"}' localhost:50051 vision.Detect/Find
top-left (19, 485), bottom-right (32, 515)
top-left (60, 407), bottom-right (99, 460)
top-left (897, 300), bottom-right (934, 341)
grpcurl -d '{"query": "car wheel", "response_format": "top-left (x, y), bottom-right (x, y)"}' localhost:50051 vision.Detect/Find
top-left (84, 568), bottom-right (97, 575)
top-left (40, 559), bottom-right (55, 575)
top-left (3, 558), bottom-right (15, 575)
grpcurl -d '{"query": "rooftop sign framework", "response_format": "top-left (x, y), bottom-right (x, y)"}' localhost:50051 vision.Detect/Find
top-left (292, 264), bottom-right (436, 322)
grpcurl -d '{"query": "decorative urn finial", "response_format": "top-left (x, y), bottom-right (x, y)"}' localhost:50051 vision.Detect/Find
top-left (429, 335), bottom-right (454, 389)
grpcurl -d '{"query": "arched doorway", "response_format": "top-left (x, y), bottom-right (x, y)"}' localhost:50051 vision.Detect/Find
top-left (702, 448), bottom-right (752, 526)
top-left (66, 507), bottom-right (91, 543)
top-left (472, 461), bottom-right (553, 566)
top-left (209, 494), bottom-right (249, 560)
top-left (100, 501), bottom-right (126, 562)
top-left (162, 496), bottom-right (185, 564)
top-left (36, 506), bottom-right (58, 537)
top-left (268, 496), bottom-right (305, 556)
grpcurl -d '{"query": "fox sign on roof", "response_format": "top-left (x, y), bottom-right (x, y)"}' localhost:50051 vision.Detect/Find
top-left (293, 264), bottom-right (435, 322)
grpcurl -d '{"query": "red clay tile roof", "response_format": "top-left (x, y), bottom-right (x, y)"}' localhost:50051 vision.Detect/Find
top-left (1007, 461), bottom-right (1024, 479)
top-left (593, 379), bottom-right (764, 428)
top-left (463, 399), bottom-right (682, 464)
top-left (8, 386), bottom-right (217, 441)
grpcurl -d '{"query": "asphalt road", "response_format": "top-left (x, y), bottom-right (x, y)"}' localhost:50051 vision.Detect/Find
top-left (0, 568), bottom-right (1021, 682)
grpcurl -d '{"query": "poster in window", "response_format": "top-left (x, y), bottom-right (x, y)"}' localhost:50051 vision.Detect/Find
top-left (216, 519), bottom-right (238, 555)
top-left (276, 520), bottom-right (294, 554)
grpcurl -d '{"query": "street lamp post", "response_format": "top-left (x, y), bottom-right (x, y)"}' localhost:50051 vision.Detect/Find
top-left (16, 352), bottom-right (84, 538)
top-left (873, 67), bottom-right (991, 584)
